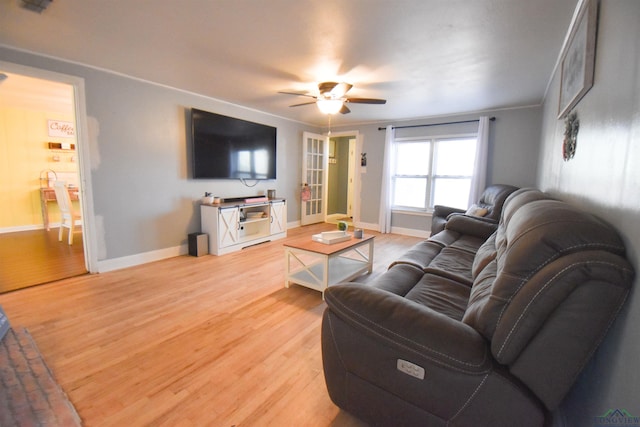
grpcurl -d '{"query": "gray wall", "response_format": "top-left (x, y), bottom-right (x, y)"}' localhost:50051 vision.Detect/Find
top-left (327, 136), bottom-right (350, 215)
top-left (0, 44), bottom-right (542, 262)
top-left (0, 46), bottom-right (319, 263)
top-left (334, 107), bottom-right (542, 232)
top-left (537, 1), bottom-right (640, 425)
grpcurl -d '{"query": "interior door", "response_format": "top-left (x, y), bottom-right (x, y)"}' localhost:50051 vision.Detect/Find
top-left (301, 132), bottom-right (328, 225)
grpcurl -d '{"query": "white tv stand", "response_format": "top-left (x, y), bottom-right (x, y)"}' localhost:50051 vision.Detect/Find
top-left (201, 198), bottom-right (287, 255)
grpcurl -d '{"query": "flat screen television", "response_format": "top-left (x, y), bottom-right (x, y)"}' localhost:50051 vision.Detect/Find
top-left (191, 108), bottom-right (277, 179)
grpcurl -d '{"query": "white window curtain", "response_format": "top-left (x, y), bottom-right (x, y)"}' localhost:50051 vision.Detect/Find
top-left (378, 125), bottom-right (395, 233)
top-left (468, 116), bottom-right (490, 206)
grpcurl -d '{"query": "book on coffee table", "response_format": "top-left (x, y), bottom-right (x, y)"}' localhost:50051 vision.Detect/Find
top-left (312, 231), bottom-right (351, 244)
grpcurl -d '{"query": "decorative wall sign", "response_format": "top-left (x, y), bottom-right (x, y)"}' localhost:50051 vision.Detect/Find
top-left (47, 120), bottom-right (76, 138)
top-left (563, 112), bottom-right (579, 161)
top-left (558, 0), bottom-right (598, 118)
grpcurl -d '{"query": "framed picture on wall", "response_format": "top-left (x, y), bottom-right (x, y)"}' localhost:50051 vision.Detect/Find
top-left (558, 0), bottom-right (598, 118)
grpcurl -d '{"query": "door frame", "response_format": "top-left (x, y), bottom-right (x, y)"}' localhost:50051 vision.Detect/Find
top-left (0, 60), bottom-right (98, 273)
top-left (347, 138), bottom-right (356, 218)
top-left (326, 130), bottom-right (362, 227)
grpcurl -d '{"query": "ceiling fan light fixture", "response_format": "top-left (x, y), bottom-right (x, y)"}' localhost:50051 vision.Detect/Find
top-left (317, 99), bottom-right (343, 115)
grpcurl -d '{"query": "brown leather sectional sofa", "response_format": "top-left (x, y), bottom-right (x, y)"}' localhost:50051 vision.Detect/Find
top-left (321, 188), bottom-right (634, 426)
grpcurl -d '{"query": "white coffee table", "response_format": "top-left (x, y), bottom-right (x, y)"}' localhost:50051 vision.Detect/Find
top-left (284, 234), bottom-right (374, 297)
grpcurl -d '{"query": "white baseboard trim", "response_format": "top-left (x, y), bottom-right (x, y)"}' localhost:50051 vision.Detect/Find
top-left (354, 221), bottom-right (379, 232)
top-left (97, 244), bottom-right (188, 273)
top-left (0, 221), bottom-right (83, 234)
top-left (0, 224), bottom-right (43, 234)
top-left (98, 221), bottom-right (300, 274)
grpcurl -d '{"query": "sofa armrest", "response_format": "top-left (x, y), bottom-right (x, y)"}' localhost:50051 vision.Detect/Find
top-left (445, 214), bottom-right (498, 240)
top-left (433, 205), bottom-right (466, 219)
top-left (324, 284), bottom-right (490, 372)
top-left (431, 205), bottom-right (467, 235)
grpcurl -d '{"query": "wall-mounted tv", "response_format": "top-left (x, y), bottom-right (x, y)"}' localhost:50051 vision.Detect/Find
top-left (191, 108), bottom-right (277, 180)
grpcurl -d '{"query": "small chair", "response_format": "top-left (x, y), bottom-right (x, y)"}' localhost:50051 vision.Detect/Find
top-left (53, 181), bottom-right (81, 245)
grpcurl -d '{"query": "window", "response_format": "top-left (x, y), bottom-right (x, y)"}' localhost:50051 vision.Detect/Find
top-left (392, 136), bottom-right (477, 211)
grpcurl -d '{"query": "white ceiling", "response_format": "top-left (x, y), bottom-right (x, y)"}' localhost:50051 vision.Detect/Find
top-left (0, 0), bottom-right (578, 126)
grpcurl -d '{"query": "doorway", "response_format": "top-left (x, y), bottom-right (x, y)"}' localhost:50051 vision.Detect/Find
top-left (326, 132), bottom-right (360, 228)
top-left (0, 65), bottom-right (90, 292)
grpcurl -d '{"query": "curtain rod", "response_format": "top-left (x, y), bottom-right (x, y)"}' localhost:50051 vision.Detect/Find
top-left (377, 116), bottom-right (495, 131)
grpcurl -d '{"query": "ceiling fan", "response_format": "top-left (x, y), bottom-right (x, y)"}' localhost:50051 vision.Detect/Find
top-left (279, 82), bottom-right (386, 114)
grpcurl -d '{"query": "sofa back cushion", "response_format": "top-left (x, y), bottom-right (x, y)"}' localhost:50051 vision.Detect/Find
top-left (477, 184), bottom-right (519, 221)
top-left (462, 190), bottom-right (634, 408)
top-left (464, 193), bottom-right (629, 341)
top-left (471, 233), bottom-right (497, 279)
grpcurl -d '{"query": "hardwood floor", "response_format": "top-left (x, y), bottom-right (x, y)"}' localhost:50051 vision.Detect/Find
top-left (0, 228), bottom-right (86, 293)
top-left (0, 224), bottom-right (422, 426)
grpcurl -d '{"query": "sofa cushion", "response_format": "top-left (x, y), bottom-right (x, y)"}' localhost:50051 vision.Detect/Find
top-left (390, 241), bottom-right (444, 271)
top-left (495, 188), bottom-right (550, 250)
top-left (463, 198), bottom-right (630, 342)
top-left (371, 263), bottom-right (425, 297)
top-left (405, 273), bottom-right (471, 320)
top-left (472, 233), bottom-right (497, 279)
top-left (447, 234), bottom-right (486, 254)
top-left (428, 229), bottom-right (460, 247)
top-left (425, 247), bottom-right (475, 287)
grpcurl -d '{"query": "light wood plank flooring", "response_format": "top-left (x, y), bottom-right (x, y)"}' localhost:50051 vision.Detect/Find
top-left (0, 228), bottom-right (86, 293)
top-left (0, 223), bottom-right (423, 426)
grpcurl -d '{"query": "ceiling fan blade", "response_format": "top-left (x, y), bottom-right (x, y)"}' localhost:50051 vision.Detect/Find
top-left (330, 82), bottom-right (353, 98)
top-left (346, 97), bottom-right (387, 104)
top-left (339, 104), bottom-right (351, 114)
top-left (289, 101), bottom-right (317, 107)
top-left (318, 82), bottom-right (338, 95)
top-left (278, 90), bottom-right (317, 99)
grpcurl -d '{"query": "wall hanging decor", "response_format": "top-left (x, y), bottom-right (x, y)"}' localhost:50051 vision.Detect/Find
top-left (301, 183), bottom-right (311, 202)
top-left (563, 111), bottom-right (579, 161)
top-left (47, 120), bottom-right (76, 137)
top-left (558, 0), bottom-right (598, 118)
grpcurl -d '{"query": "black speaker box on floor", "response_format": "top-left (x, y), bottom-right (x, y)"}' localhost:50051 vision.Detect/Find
top-left (188, 233), bottom-right (208, 257)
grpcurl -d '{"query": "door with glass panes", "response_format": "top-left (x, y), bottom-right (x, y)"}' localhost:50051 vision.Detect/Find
top-left (301, 132), bottom-right (328, 225)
